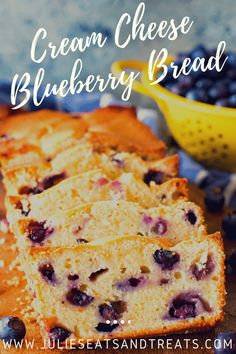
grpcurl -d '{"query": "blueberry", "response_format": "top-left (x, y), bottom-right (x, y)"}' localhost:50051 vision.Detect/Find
top-left (229, 82), bottom-right (236, 95)
top-left (185, 88), bottom-right (209, 104)
top-left (168, 292), bottom-right (209, 319)
top-left (117, 277), bottom-right (145, 291)
top-left (227, 52), bottom-right (236, 67)
top-left (216, 99), bottom-right (230, 108)
top-left (27, 221), bottom-right (54, 244)
top-left (67, 273), bottom-right (79, 281)
top-left (143, 170), bottom-right (164, 185)
top-left (191, 254), bottom-right (215, 280)
top-left (38, 263), bottom-right (55, 283)
top-left (228, 95), bottom-right (236, 108)
top-left (190, 44), bottom-right (208, 60)
top-left (76, 238), bottom-right (88, 243)
top-left (99, 301), bottom-right (127, 321)
top-left (19, 186), bottom-right (42, 195)
top-left (228, 251), bottom-right (236, 274)
top-left (153, 249), bottom-right (180, 270)
top-left (208, 85), bottom-right (228, 101)
top-left (186, 210), bottom-right (197, 225)
top-left (49, 327), bottom-right (71, 343)
top-left (214, 331), bottom-right (236, 354)
top-left (169, 299), bottom-right (196, 319)
top-left (66, 288), bottom-right (94, 307)
top-left (204, 189), bottom-right (225, 213)
top-left (168, 83), bottom-right (185, 96)
top-left (151, 219), bottom-right (167, 235)
top-left (178, 75), bottom-right (193, 90)
top-left (222, 212), bottom-right (236, 239)
top-left (227, 69), bottom-right (236, 80)
top-left (95, 323), bottom-right (119, 333)
top-left (0, 316), bottom-right (26, 343)
top-left (40, 173), bottom-right (66, 191)
top-left (195, 78), bottom-right (213, 90)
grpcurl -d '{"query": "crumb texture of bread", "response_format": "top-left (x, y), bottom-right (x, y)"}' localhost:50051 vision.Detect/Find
top-left (28, 236), bottom-right (225, 342)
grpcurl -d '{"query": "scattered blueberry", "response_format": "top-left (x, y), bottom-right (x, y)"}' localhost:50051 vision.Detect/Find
top-left (0, 316), bottom-right (26, 343)
top-left (191, 254), bottom-right (215, 280)
top-left (66, 288), bottom-right (94, 307)
top-left (144, 170), bottom-right (164, 185)
top-left (222, 212), bottom-right (236, 239)
top-left (228, 251), bottom-right (236, 275)
top-left (95, 323), bottom-right (119, 333)
top-left (40, 173), bottom-right (66, 191)
top-left (151, 219), bottom-right (167, 235)
top-left (117, 277), bottom-right (145, 291)
top-left (49, 327), bottom-right (71, 343)
top-left (38, 263), bottom-right (56, 283)
top-left (89, 268), bottom-right (108, 281)
top-left (168, 292), bottom-right (209, 319)
top-left (185, 88), bottom-right (208, 103)
top-left (153, 249), bottom-right (180, 270)
top-left (67, 273), bottom-right (79, 281)
top-left (76, 238), bottom-right (88, 243)
top-left (204, 189), bottom-right (225, 213)
top-left (214, 331), bottom-right (236, 354)
top-left (99, 301), bottom-right (127, 321)
top-left (169, 299), bottom-right (195, 319)
top-left (185, 210), bottom-right (197, 225)
top-left (27, 221), bottom-right (54, 244)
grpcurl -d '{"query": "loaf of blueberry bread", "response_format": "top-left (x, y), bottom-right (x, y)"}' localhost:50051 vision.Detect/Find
top-left (6, 170), bottom-right (188, 223)
top-left (13, 199), bottom-right (206, 250)
top-left (26, 234), bottom-right (225, 345)
top-left (0, 106), bottom-right (226, 344)
top-left (2, 144), bottom-right (178, 196)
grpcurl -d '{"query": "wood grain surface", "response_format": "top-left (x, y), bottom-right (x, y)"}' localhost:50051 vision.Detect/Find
top-left (0, 182), bottom-right (235, 354)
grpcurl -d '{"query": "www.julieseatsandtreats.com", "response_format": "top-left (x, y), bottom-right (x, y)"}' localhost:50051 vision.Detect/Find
top-left (2, 337), bottom-right (234, 351)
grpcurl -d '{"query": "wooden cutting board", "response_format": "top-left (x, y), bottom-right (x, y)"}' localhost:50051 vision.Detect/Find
top-left (0, 182), bottom-right (235, 354)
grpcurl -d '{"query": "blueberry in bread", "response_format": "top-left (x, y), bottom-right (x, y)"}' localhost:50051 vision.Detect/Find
top-left (26, 235), bottom-right (225, 345)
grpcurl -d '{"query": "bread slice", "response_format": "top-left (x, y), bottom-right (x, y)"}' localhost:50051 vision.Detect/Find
top-left (14, 199), bottom-right (205, 250)
top-left (2, 142), bottom-right (178, 196)
top-left (25, 234), bottom-right (225, 345)
top-left (6, 170), bottom-right (188, 222)
top-left (0, 107), bottom-right (165, 160)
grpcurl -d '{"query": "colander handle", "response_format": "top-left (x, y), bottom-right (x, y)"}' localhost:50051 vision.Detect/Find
top-left (111, 60), bottom-right (151, 97)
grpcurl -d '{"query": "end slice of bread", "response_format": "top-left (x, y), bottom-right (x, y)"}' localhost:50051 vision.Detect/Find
top-left (25, 234), bottom-right (225, 345)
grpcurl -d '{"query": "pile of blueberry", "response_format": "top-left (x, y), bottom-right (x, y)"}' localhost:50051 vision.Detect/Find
top-left (160, 45), bottom-right (236, 108)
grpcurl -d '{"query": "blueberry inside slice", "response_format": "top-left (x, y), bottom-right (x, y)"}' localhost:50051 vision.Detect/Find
top-left (38, 263), bottom-right (56, 283)
top-left (95, 323), bottom-right (119, 333)
top-left (99, 301), bottom-right (127, 321)
top-left (153, 249), bottom-right (180, 270)
top-left (144, 170), bottom-right (164, 185)
top-left (27, 221), bottom-right (54, 244)
top-left (66, 288), bottom-right (94, 307)
top-left (49, 327), bottom-right (71, 343)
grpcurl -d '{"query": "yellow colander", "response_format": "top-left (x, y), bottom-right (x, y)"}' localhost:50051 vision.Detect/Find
top-left (112, 59), bottom-right (236, 172)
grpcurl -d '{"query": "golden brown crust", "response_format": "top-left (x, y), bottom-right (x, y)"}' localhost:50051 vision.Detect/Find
top-left (83, 106), bottom-right (166, 159)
